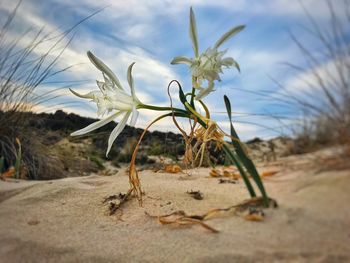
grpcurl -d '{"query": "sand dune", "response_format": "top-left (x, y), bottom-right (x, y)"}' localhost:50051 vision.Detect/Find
top-left (0, 150), bottom-right (350, 262)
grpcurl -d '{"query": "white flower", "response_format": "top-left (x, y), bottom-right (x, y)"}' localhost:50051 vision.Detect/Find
top-left (70, 51), bottom-right (141, 156)
top-left (171, 7), bottom-right (244, 100)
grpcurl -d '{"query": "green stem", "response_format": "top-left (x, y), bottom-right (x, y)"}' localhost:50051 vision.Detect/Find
top-left (190, 76), bottom-right (196, 108)
top-left (139, 102), bottom-right (206, 127)
top-left (184, 102), bottom-right (207, 128)
top-left (190, 87), bottom-right (195, 108)
top-left (138, 104), bottom-right (187, 115)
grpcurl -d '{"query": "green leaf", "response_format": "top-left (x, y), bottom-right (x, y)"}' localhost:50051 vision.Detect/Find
top-left (224, 95), bottom-right (232, 120)
top-left (178, 84), bottom-right (188, 106)
top-left (214, 25), bottom-right (245, 48)
top-left (224, 95), bottom-right (269, 207)
top-left (224, 95), bottom-right (239, 138)
top-left (223, 144), bottom-right (256, 197)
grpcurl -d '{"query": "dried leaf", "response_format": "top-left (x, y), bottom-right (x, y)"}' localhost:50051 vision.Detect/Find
top-left (223, 170), bottom-right (240, 179)
top-left (2, 166), bottom-right (15, 178)
top-left (145, 197), bottom-right (277, 233)
top-left (209, 168), bottom-right (220, 177)
top-left (262, 171), bottom-right (278, 177)
top-left (146, 210), bottom-right (219, 233)
top-left (174, 217), bottom-right (219, 233)
top-left (244, 213), bottom-right (264, 222)
top-left (210, 167), bottom-right (240, 179)
top-left (164, 164), bottom-right (182, 174)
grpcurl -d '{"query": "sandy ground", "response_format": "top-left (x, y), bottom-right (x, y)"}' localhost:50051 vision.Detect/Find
top-left (0, 150), bottom-right (350, 262)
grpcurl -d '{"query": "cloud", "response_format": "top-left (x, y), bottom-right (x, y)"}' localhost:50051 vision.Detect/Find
top-left (2, 0), bottom-right (349, 141)
top-left (43, 0), bottom-right (344, 22)
top-left (1, 0), bottom-right (180, 105)
top-left (279, 54), bottom-right (350, 101)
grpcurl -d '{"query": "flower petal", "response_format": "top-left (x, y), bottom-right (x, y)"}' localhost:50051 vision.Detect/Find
top-left (106, 111), bottom-right (131, 156)
top-left (87, 51), bottom-right (124, 90)
top-left (69, 88), bottom-right (99, 100)
top-left (102, 74), bottom-right (115, 90)
top-left (170, 56), bottom-right (192, 65)
top-left (129, 106), bottom-right (139, 127)
top-left (232, 59), bottom-right (241, 73)
top-left (127, 62), bottom-right (137, 99)
top-left (71, 111), bottom-right (123, 136)
top-left (195, 81), bottom-right (214, 100)
top-left (189, 7), bottom-right (199, 57)
top-left (214, 25), bottom-right (245, 48)
top-left (221, 57), bottom-right (234, 66)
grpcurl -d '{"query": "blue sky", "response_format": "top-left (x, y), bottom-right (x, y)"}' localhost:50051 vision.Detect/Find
top-left (1, 0), bottom-right (348, 140)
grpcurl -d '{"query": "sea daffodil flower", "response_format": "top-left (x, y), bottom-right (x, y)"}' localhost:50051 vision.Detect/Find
top-left (171, 7), bottom-right (244, 100)
top-left (70, 51), bottom-right (141, 156)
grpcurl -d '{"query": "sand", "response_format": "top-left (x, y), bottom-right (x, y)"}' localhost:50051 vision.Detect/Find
top-left (0, 149), bottom-right (350, 262)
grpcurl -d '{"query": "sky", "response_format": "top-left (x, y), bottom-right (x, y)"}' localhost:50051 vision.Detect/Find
top-left (1, 0), bottom-right (349, 140)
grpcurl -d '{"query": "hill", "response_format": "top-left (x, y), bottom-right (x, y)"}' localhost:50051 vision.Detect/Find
top-left (1, 110), bottom-right (296, 180)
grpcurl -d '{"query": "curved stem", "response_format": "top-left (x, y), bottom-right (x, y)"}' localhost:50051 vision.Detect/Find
top-left (129, 111), bottom-right (190, 206)
top-left (198, 100), bottom-right (210, 119)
